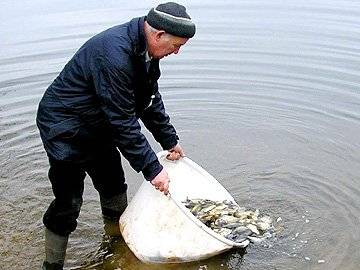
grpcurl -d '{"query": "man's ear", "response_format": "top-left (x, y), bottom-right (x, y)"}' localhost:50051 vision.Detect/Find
top-left (155, 30), bottom-right (166, 41)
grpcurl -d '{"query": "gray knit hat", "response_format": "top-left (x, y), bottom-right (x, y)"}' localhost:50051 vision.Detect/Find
top-left (146, 2), bottom-right (196, 38)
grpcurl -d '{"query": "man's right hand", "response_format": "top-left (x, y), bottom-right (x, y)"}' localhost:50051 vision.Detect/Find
top-left (150, 168), bottom-right (170, 195)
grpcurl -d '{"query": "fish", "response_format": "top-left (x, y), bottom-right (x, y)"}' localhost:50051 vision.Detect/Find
top-left (182, 198), bottom-right (273, 244)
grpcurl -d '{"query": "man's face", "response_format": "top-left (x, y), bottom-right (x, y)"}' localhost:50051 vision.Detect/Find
top-left (150, 32), bottom-right (189, 59)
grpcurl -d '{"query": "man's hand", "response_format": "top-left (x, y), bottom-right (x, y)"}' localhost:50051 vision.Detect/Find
top-left (151, 168), bottom-right (170, 195)
top-left (166, 143), bottom-right (185, 160)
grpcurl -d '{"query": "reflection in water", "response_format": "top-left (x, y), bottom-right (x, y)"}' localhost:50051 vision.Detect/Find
top-left (1, 0), bottom-right (360, 269)
top-left (75, 234), bottom-right (247, 270)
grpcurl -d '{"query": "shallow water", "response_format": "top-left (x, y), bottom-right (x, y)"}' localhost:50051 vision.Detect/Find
top-left (1, 0), bottom-right (360, 269)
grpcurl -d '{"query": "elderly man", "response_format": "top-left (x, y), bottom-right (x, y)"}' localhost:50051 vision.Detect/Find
top-left (36, 2), bottom-right (195, 269)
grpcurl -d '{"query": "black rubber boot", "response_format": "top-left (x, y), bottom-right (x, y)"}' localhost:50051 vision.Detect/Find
top-left (41, 228), bottom-right (68, 270)
top-left (100, 192), bottom-right (127, 237)
top-left (42, 261), bottom-right (64, 270)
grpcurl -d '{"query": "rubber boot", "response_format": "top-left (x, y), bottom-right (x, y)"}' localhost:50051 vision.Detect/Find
top-left (41, 228), bottom-right (68, 270)
top-left (100, 192), bottom-right (127, 237)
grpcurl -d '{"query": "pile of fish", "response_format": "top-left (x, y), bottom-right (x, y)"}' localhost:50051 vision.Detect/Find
top-left (183, 198), bottom-right (273, 244)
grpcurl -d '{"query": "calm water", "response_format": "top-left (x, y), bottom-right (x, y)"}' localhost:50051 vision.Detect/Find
top-left (1, 0), bottom-right (360, 269)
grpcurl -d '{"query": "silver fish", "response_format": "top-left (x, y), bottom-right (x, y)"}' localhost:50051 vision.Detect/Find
top-left (183, 198), bottom-right (273, 244)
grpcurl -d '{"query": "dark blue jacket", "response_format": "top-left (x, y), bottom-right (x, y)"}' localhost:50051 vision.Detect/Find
top-left (36, 17), bottom-right (178, 181)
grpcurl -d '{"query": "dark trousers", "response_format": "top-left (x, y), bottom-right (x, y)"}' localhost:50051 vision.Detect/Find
top-left (43, 147), bottom-right (127, 236)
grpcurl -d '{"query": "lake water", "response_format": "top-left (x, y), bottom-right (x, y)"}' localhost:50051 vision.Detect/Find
top-left (1, 0), bottom-right (359, 269)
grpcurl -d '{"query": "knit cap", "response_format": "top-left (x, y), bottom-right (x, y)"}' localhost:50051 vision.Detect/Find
top-left (146, 2), bottom-right (196, 38)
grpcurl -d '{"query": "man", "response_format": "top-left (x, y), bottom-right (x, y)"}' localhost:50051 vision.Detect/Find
top-left (36, 2), bottom-right (196, 269)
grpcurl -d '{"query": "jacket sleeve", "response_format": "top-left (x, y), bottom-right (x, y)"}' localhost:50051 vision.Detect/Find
top-left (93, 59), bottom-right (162, 181)
top-left (140, 88), bottom-right (179, 150)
